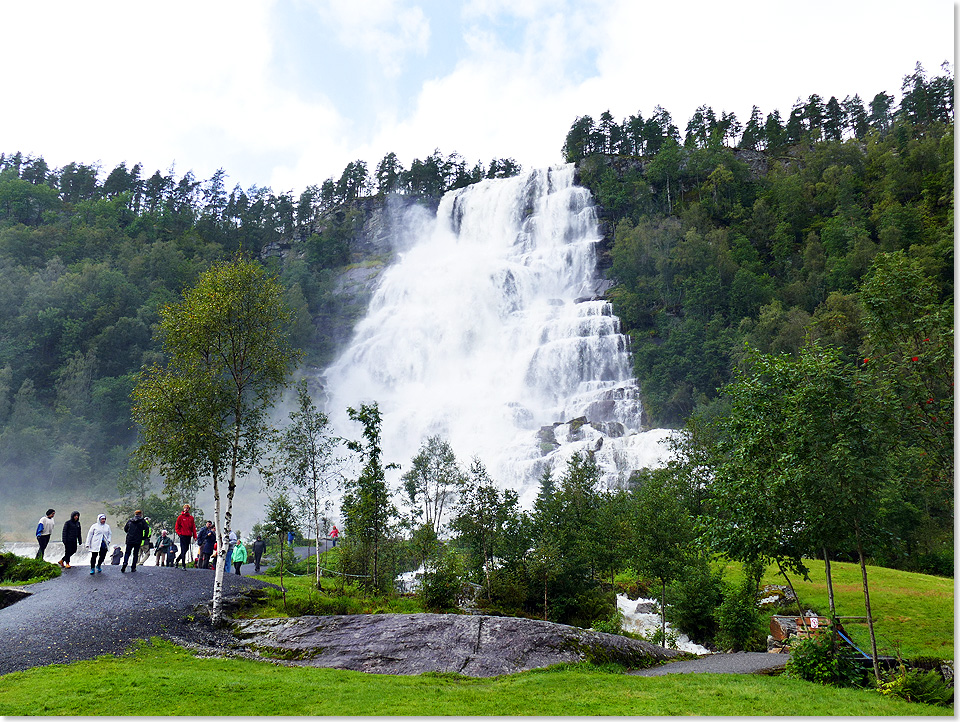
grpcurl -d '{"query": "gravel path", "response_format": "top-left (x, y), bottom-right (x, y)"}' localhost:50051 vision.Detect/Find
top-left (630, 652), bottom-right (790, 676)
top-left (0, 564), bottom-right (272, 675)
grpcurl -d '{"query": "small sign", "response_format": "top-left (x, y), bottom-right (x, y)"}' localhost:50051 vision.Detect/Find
top-left (810, 617), bottom-right (819, 629)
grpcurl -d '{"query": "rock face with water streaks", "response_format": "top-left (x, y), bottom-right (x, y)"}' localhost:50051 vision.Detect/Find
top-left (233, 613), bottom-right (682, 677)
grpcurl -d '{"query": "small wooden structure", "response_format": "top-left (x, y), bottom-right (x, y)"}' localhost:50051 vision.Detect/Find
top-left (769, 615), bottom-right (840, 641)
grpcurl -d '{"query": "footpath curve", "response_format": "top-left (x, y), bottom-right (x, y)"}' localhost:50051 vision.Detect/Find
top-left (0, 564), bottom-right (269, 675)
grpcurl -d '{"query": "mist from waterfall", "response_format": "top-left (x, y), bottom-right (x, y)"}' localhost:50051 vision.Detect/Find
top-left (322, 164), bottom-right (672, 506)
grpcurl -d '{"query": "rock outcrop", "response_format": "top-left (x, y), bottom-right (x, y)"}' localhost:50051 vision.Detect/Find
top-left (233, 613), bottom-right (682, 677)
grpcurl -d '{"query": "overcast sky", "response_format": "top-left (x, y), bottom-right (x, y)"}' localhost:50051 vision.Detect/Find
top-left (1, 0), bottom-right (953, 196)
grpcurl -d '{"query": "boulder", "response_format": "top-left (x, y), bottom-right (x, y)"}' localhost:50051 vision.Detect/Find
top-left (0, 587), bottom-right (30, 610)
top-left (233, 613), bottom-right (682, 677)
top-left (757, 584), bottom-right (798, 610)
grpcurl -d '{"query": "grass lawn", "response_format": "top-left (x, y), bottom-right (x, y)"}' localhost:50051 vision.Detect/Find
top-left (0, 638), bottom-right (950, 717)
top-left (721, 559), bottom-right (954, 661)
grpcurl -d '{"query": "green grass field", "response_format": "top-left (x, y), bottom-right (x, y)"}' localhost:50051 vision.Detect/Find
top-left (720, 559), bottom-right (954, 660)
top-left (0, 557), bottom-right (952, 716)
top-left (0, 638), bottom-right (950, 716)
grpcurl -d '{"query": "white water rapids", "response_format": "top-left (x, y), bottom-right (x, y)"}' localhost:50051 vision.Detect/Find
top-left (322, 165), bottom-right (671, 504)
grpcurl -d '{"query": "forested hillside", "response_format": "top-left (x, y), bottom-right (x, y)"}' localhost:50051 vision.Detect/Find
top-left (0, 148), bottom-right (519, 498)
top-left (567, 62), bottom-right (952, 427)
top-left (565, 61), bottom-right (953, 576)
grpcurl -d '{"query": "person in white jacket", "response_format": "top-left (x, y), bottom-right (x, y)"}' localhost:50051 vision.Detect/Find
top-left (85, 514), bottom-right (112, 574)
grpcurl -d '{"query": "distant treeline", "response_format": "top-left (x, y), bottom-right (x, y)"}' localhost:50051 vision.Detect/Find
top-left (563, 61), bottom-right (953, 160)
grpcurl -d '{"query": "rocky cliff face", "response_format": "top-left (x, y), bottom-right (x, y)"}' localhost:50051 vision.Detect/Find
top-left (266, 193), bottom-right (441, 368)
top-left (233, 613), bottom-right (682, 676)
top-left (315, 194), bottom-right (440, 305)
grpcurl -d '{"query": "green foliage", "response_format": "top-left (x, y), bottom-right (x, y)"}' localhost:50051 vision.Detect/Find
top-left (877, 665), bottom-right (954, 707)
top-left (131, 256), bottom-right (299, 520)
top-left (262, 492), bottom-right (299, 610)
top-left (264, 378), bottom-right (344, 586)
top-left (401, 435), bottom-right (465, 538)
top-left (639, 625), bottom-right (680, 649)
top-left (714, 577), bottom-right (766, 652)
top-left (590, 607), bottom-right (625, 636)
top-left (0, 553), bottom-right (60, 583)
top-left (265, 545), bottom-right (299, 576)
top-left (526, 452), bottom-right (618, 626)
top-left (450, 459), bottom-right (522, 600)
top-left (419, 545), bottom-right (464, 611)
top-left (573, 68), bottom-right (954, 443)
top-left (785, 635), bottom-right (868, 688)
top-left (629, 466), bottom-right (696, 641)
top-left (666, 556), bottom-right (724, 646)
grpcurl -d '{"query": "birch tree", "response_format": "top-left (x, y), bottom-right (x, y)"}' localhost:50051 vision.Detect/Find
top-left (266, 379), bottom-right (345, 588)
top-left (401, 435), bottom-right (465, 538)
top-left (131, 256), bottom-right (299, 625)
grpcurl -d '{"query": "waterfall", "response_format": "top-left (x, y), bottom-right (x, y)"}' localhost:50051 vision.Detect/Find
top-left (322, 164), bottom-right (671, 505)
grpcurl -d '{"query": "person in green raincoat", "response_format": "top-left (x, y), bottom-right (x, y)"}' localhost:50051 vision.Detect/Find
top-left (232, 535), bottom-right (248, 575)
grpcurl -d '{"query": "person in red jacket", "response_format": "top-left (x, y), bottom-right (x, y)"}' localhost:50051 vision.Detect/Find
top-left (173, 504), bottom-right (197, 569)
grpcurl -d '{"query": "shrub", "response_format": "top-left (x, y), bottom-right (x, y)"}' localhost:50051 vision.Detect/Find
top-left (667, 557), bottom-right (724, 646)
top-left (591, 608), bottom-right (625, 636)
top-left (785, 634), bottom-right (867, 688)
top-left (568, 587), bottom-right (618, 630)
top-left (877, 666), bottom-right (954, 706)
top-left (419, 547), bottom-right (463, 611)
top-left (264, 546), bottom-right (301, 576)
top-left (292, 593), bottom-right (366, 616)
top-left (641, 626), bottom-right (681, 649)
top-left (912, 547), bottom-right (954, 578)
top-left (0, 552), bottom-right (17, 579)
top-left (714, 579), bottom-right (766, 652)
top-left (484, 567), bottom-right (528, 615)
top-left (613, 570), bottom-right (653, 599)
top-left (0, 554), bottom-right (61, 583)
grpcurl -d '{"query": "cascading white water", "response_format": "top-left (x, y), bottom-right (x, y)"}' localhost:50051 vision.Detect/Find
top-left (323, 165), bottom-right (671, 505)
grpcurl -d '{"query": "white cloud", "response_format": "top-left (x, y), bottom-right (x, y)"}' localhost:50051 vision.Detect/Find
top-left (0, 0), bottom-right (953, 194)
top-left (304, 0), bottom-right (431, 77)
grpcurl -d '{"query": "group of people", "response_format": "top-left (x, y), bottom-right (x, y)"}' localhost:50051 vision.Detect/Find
top-left (35, 505), bottom-right (271, 576)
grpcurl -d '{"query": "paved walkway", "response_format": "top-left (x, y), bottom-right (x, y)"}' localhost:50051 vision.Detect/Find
top-left (630, 651), bottom-right (790, 676)
top-left (0, 565), bottom-right (271, 675)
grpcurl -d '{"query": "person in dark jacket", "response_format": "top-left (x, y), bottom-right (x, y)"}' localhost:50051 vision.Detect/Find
top-left (197, 520), bottom-right (215, 569)
top-left (252, 535), bottom-right (267, 573)
top-left (58, 511), bottom-right (82, 569)
top-left (155, 530), bottom-right (174, 566)
top-left (121, 510), bottom-right (150, 572)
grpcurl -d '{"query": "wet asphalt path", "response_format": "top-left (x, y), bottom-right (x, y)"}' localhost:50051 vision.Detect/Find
top-left (0, 564), bottom-right (272, 676)
top-left (630, 652), bottom-right (790, 676)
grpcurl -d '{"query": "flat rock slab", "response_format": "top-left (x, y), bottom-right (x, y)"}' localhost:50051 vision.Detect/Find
top-left (629, 652), bottom-right (790, 677)
top-left (233, 613), bottom-right (682, 677)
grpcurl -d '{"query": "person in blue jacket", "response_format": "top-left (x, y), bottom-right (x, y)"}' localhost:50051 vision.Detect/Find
top-left (36, 509), bottom-right (55, 560)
